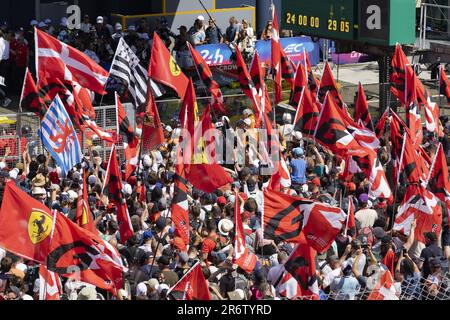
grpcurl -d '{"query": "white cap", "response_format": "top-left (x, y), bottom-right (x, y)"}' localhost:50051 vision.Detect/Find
top-left (22, 294), bottom-right (34, 301)
top-left (143, 155), bottom-right (152, 167)
top-left (115, 23), bottom-right (122, 30)
top-left (243, 108), bottom-right (253, 116)
top-left (44, 18), bottom-right (52, 24)
top-left (32, 187), bottom-right (46, 195)
top-left (292, 131), bottom-right (303, 140)
top-left (243, 118), bottom-right (252, 127)
top-left (128, 25), bottom-right (136, 31)
top-left (197, 15), bottom-right (205, 21)
top-left (9, 168), bottom-right (18, 180)
top-left (30, 20), bottom-right (38, 26)
top-left (165, 125), bottom-right (173, 132)
top-left (157, 283), bottom-right (169, 293)
top-left (38, 21), bottom-right (46, 28)
top-left (123, 183), bottom-right (132, 196)
top-left (96, 16), bottom-right (104, 23)
top-left (67, 190), bottom-right (78, 202)
top-left (136, 282), bottom-right (148, 296)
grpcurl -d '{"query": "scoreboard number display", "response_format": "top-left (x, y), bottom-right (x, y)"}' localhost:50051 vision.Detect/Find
top-left (283, 0), bottom-right (357, 41)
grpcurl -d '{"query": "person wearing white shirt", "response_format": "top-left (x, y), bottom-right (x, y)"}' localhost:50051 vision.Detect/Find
top-left (0, 30), bottom-right (11, 107)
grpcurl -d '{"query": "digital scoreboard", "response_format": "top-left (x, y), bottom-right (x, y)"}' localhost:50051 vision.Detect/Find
top-left (283, 0), bottom-right (357, 41)
top-left (281, 0), bottom-right (416, 46)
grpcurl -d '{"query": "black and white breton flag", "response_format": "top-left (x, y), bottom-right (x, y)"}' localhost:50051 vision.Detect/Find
top-left (109, 37), bottom-right (162, 108)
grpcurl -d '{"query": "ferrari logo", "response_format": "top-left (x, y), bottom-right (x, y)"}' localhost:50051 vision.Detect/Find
top-left (169, 56), bottom-right (182, 77)
top-left (28, 210), bottom-right (53, 244)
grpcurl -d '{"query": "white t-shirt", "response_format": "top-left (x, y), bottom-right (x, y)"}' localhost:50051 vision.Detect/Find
top-left (355, 208), bottom-right (378, 228)
top-left (0, 38), bottom-right (10, 61)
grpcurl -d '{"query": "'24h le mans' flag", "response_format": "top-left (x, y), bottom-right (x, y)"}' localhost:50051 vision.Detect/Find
top-left (39, 95), bottom-right (83, 175)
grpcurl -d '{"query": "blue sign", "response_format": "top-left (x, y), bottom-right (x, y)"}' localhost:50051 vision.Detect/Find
top-left (195, 36), bottom-right (320, 67)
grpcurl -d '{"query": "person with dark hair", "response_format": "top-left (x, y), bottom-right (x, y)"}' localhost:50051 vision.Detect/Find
top-left (396, 249), bottom-right (421, 300)
top-left (419, 232), bottom-right (443, 278)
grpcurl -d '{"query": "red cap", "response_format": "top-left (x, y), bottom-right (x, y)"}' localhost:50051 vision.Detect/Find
top-left (217, 196), bottom-right (227, 206)
top-left (345, 182), bottom-right (356, 191)
top-left (49, 171), bottom-right (60, 185)
top-left (311, 177), bottom-right (321, 187)
top-left (127, 175), bottom-right (137, 187)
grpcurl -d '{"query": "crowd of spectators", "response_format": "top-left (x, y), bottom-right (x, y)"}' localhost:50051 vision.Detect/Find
top-left (0, 14), bottom-right (277, 108)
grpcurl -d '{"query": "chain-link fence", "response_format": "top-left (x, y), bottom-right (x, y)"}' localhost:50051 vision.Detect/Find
top-left (293, 272), bottom-right (450, 301)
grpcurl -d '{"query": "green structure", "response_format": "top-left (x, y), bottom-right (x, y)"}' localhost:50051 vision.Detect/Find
top-left (281, 0), bottom-right (416, 46)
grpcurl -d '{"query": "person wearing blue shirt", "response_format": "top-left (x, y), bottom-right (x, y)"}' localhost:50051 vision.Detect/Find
top-left (290, 147), bottom-right (306, 185)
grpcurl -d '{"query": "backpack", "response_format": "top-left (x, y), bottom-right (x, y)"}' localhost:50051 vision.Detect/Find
top-left (124, 247), bottom-right (146, 298)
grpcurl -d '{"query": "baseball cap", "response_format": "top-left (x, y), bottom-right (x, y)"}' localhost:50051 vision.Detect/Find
top-left (358, 193), bottom-right (369, 204)
top-left (311, 177), bottom-right (321, 187)
top-left (217, 196), bottom-right (227, 206)
top-left (115, 23), bottom-right (122, 30)
top-left (373, 227), bottom-right (386, 240)
top-left (293, 147), bottom-right (304, 157)
top-left (197, 15), bottom-right (205, 21)
top-left (96, 16), bottom-right (104, 23)
top-left (143, 230), bottom-right (153, 240)
top-left (243, 118), bottom-right (252, 127)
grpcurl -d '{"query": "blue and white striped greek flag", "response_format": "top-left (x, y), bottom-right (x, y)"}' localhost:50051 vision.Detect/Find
top-left (39, 95), bottom-right (83, 175)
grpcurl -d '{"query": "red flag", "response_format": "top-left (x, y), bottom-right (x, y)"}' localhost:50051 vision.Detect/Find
top-left (76, 170), bottom-right (96, 234)
top-left (368, 157), bottom-right (393, 203)
top-left (280, 47), bottom-right (296, 89)
top-left (367, 270), bottom-right (398, 300)
top-left (187, 42), bottom-right (226, 114)
top-left (39, 265), bottom-right (62, 300)
top-left (233, 192), bottom-right (257, 273)
top-left (390, 44), bottom-right (409, 105)
top-left (304, 48), bottom-right (319, 99)
top-left (141, 90), bottom-right (165, 154)
top-left (427, 144), bottom-right (450, 221)
top-left (103, 144), bottom-right (134, 244)
top-left (167, 262), bottom-right (211, 300)
top-left (268, 152), bottom-right (291, 192)
top-left (149, 32), bottom-right (189, 99)
top-left (284, 232), bottom-right (319, 299)
top-left (424, 97), bottom-right (444, 138)
top-left (19, 68), bottom-right (47, 118)
top-left (185, 105), bottom-right (233, 193)
top-left (0, 182), bottom-right (125, 295)
top-left (394, 184), bottom-right (442, 243)
top-left (235, 48), bottom-right (263, 125)
top-left (179, 78), bottom-right (199, 139)
top-left (398, 135), bottom-right (423, 184)
top-left (263, 189), bottom-right (305, 243)
top-left (318, 62), bottom-right (344, 108)
top-left (171, 149), bottom-right (190, 245)
top-left (293, 87), bottom-right (320, 137)
top-left (35, 28), bottom-right (108, 94)
top-left (439, 65), bottom-right (450, 104)
top-left (355, 83), bottom-right (374, 131)
top-left (250, 52), bottom-right (272, 114)
top-left (271, 5), bottom-right (282, 104)
top-left (73, 83), bottom-right (96, 120)
top-left (346, 196), bottom-right (356, 232)
top-left (314, 93), bottom-right (363, 156)
top-left (375, 108), bottom-right (389, 138)
top-left (116, 94), bottom-right (139, 180)
top-left (290, 62), bottom-right (307, 107)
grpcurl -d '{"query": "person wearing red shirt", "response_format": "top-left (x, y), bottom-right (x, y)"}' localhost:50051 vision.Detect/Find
top-left (9, 32), bottom-right (29, 94)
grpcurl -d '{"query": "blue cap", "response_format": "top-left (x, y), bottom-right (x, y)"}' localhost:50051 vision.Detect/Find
top-left (143, 230), bottom-right (153, 240)
top-left (293, 147), bottom-right (304, 157)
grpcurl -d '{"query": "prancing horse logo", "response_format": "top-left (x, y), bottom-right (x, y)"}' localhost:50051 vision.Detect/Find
top-left (28, 210), bottom-right (53, 244)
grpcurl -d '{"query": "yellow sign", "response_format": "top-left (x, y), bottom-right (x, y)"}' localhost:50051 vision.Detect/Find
top-left (28, 210), bottom-right (53, 244)
top-left (169, 56), bottom-right (182, 77)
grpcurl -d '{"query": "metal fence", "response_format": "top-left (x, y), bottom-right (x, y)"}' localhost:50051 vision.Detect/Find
top-left (295, 272), bottom-right (450, 301)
